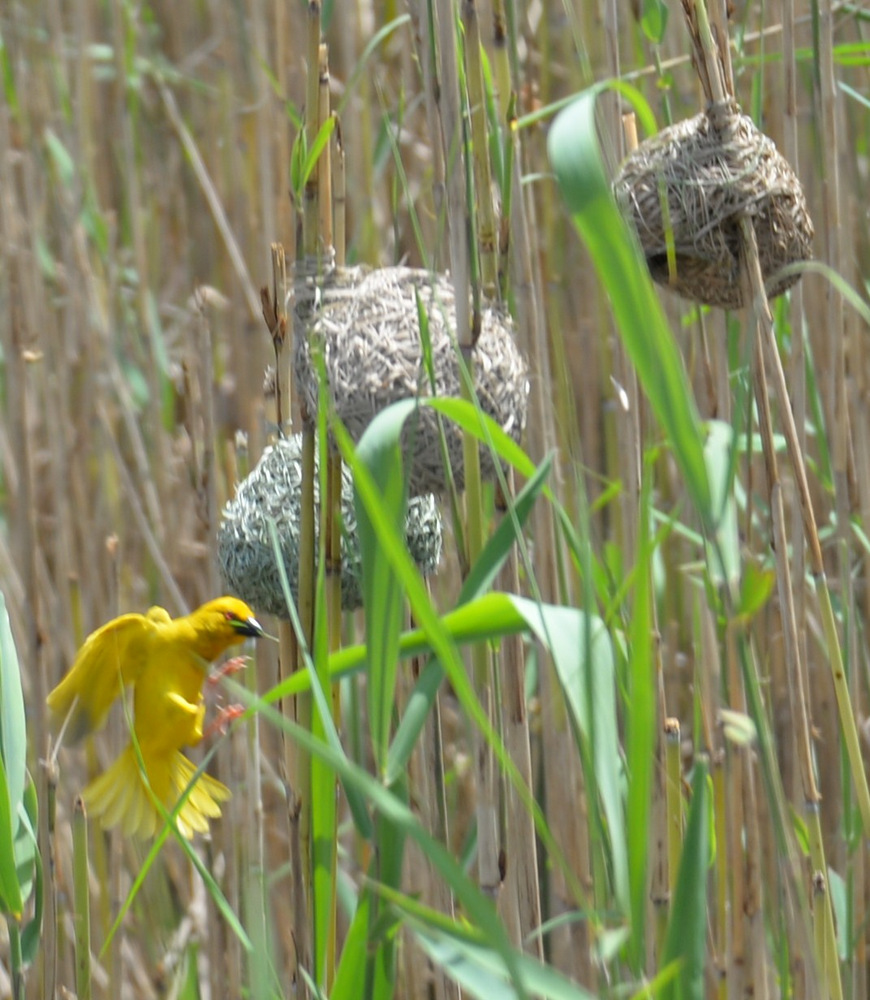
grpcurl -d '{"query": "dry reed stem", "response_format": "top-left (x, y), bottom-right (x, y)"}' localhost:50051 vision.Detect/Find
top-left (407, 0), bottom-right (447, 270)
top-left (333, 121), bottom-right (346, 268)
top-left (316, 46), bottom-right (340, 989)
top-left (435, 0), bottom-right (471, 348)
top-left (462, 0), bottom-right (498, 299)
top-left (95, 404), bottom-right (187, 613)
top-left (677, 5), bottom-right (834, 995)
top-left (291, 7), bottom-right (327, 993)
top-left (159, 84), bottom-right (261, 324)
top-left (450, 0), bottom-right (506, 924)
top-left (815, 7), bottom-right (865, 990)
top-left (496, 486), bottom-right (543, 957)
top-left (507, 68), bottom-right (595, 982)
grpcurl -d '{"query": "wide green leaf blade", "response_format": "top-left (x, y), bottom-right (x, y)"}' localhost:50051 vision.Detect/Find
top-left (354, 400), bottom-right (415, 774)
top-left (0, 594), bottom-right (26, 818)
top-left (415, 925), bottom-right (600, 1000)
top-left (704, 419), bottom-right (741, 588)
top-left (510, 595), bottom-right (627, 910)
top-left (0, 757), bottom-right (22, 917)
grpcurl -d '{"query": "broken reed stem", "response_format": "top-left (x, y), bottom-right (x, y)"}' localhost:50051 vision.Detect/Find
top-left (264, 245), bottom-right (289, 431)
top-left (303, 2), bottom-right (322, 262)
top-left (194, 292), bottom-right (219, 593)
top-left (317, 44), bottom-right (333, 254)
top-left (333, 118), bottom-right (346, 268)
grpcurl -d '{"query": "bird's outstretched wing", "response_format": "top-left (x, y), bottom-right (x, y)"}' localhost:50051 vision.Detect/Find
top-left (47, 610), bottom-right (167, 743)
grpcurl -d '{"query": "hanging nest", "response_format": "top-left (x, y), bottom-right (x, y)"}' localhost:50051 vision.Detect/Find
top-left (293, 265), bottom-right (530, 495)
top-left (613, 100), bottom-right (813, 309)
top-left (217, 435), bottom-right (443, 617)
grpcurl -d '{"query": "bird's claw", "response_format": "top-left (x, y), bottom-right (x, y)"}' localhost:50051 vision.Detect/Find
top-left (204, 704), bottom-right (245, 738)
top-left (207, 655), bottom-right (250, 686)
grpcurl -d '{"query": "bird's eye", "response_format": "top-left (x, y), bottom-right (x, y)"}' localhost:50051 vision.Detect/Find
top-left (224, 611), bottom-right (237, 622)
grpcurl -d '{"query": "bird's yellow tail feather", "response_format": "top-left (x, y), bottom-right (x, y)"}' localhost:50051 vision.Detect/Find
top-left (82, 744), bottom-right (230, 839)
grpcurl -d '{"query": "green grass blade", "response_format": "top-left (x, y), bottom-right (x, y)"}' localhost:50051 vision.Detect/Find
top-left (459, 452), bottom-right (553, 604)
top-left (353, 401), bottom-right (413, 774)
top-left (330, 892), bottom-right (370, 1000)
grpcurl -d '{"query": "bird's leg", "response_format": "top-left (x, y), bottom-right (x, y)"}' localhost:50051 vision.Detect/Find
top-left (202, 656), bottom-right (249, 737)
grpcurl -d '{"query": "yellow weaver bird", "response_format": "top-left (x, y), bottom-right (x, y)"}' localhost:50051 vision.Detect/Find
top-left (48, 597), bottom-right (263, 839)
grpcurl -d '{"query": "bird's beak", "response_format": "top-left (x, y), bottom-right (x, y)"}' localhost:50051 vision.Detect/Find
top-left (233, 616), bottom-right (264, 638)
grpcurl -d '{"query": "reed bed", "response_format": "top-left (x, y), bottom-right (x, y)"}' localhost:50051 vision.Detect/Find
top-left (1, 1), bottom-right (869, 998)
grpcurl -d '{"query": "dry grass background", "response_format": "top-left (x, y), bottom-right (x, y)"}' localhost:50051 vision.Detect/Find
top-left (2, 0), bottom-right (870, 998)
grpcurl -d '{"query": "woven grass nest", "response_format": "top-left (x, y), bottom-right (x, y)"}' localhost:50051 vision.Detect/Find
top-left (217, 435), bottom-right (443, 616)
top-left (293, 265), bottom-right (529, 495)
top-left (613, 100), bottom-right (813, 309)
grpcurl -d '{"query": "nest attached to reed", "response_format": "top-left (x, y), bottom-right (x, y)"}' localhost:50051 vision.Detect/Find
top-left (293, 265), bottom-right (529, 495)
top-left (217, 435), bottom-right (443, 616)
top-left (614, 100), bottom-right (813, 309)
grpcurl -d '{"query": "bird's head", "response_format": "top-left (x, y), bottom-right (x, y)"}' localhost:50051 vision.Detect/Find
top-left (189, 597), bottom-right (265, 660)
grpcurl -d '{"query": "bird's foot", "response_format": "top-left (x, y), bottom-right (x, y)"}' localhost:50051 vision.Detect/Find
top-left (207, 655), bottom-right (250, 686)
top-left (204, 704), bottom-right (245, 738)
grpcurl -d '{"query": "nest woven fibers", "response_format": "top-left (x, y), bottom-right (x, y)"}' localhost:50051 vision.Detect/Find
top-left (293, 265), bottom-right (529, 495)
top-left (613, 100), bottom-right (813, 309)
top-left (218, 435), bottom-right (443, 617)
